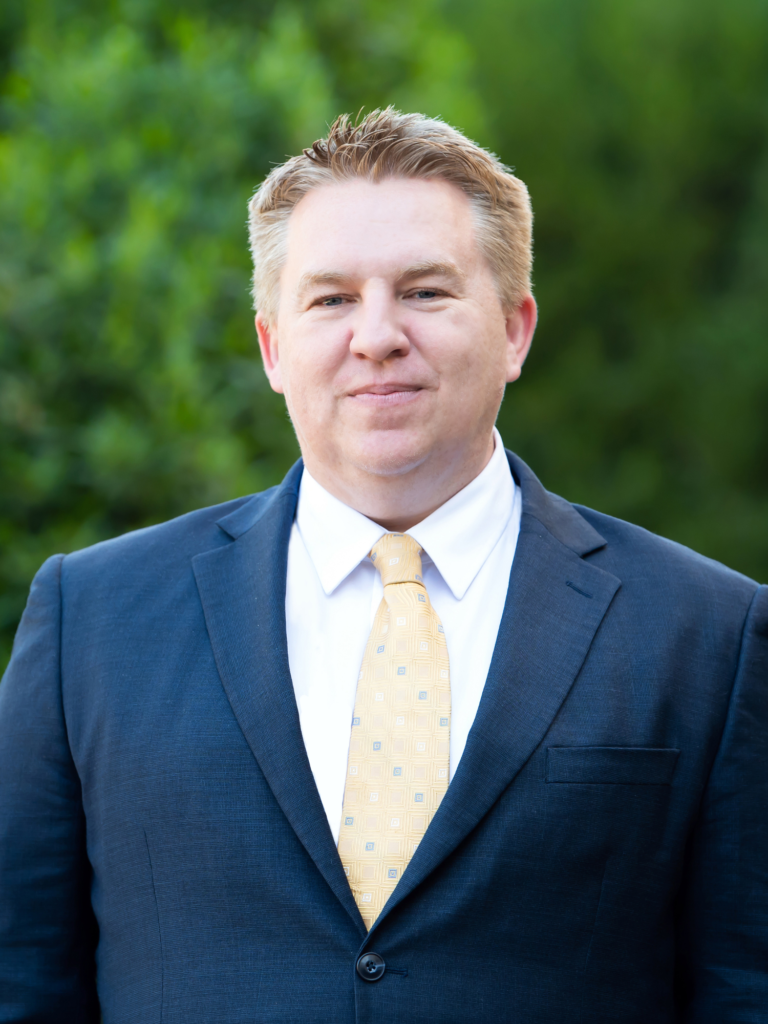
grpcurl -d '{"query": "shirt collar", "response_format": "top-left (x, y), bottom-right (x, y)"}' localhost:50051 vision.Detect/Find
top-left (295, 427), bottom-right (516, 600)
top-left (296, 471), bottom-right (385, 597)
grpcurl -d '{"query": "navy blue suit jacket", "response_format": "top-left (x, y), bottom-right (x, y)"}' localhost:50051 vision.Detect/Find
top-left (1, 452), bottom-right (767, 1023)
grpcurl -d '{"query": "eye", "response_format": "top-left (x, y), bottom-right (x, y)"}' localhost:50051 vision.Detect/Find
top-left (321, 296), bottom-right (344, 307)
top-left (414, 289), bottom-right (438, 299)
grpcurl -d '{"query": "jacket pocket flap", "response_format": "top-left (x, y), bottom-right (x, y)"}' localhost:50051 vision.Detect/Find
top-left (546, 746), bottom-right (679, 785)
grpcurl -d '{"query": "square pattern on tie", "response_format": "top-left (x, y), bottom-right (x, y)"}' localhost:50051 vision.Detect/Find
top-left (338, 533), bottom-right (451, 930)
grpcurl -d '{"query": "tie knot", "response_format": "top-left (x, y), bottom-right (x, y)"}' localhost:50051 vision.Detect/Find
top-left (370, 533), bottom-right (424, 587)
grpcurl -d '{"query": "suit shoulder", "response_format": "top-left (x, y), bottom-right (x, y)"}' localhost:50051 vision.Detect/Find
top-left (61, 488), bottom-right (278, 580)
top-left (573, 501), bottom-right (759, 600)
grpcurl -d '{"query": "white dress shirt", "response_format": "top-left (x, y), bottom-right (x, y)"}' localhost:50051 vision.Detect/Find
top-left (285, 428), bottom-right (521, 842)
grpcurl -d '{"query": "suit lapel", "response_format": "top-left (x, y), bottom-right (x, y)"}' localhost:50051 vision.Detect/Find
top-left (373, 453), bottom-right (621, 929)
top-left (192, 452), bottom-right (621, 937)
top-left (192, 463), bottom-right (365, 933)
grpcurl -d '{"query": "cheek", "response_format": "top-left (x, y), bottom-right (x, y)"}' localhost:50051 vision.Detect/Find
top-left (434, 321), bottom-right (507, 386)
top-left (431, 328), bottom-right (508, 421)
top-left (281, 329), bottom-right (343, 408)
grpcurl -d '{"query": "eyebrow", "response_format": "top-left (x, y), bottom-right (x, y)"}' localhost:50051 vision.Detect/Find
top-left (295, 261), bottom-right (466, 303)
top-left (397, 261), bottom-right (466, 285)
top-left (295, 271), bottom-right (349, 300)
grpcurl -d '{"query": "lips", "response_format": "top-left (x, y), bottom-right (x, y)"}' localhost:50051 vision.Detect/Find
top-left (346, 385), bottom-right (425, 408)
top-left (347, 384), bottom-right (422, 397)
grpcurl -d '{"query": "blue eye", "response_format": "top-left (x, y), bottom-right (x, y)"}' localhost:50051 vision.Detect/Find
top-left (415, 289), bottom-right (437, 299)
top-left (322, 296), bottom-right (344, 306)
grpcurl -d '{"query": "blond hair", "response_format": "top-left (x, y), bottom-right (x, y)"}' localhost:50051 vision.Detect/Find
top-left (248, 108), bottom-right (533, 324)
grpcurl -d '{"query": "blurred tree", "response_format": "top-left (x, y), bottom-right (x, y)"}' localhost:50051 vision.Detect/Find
top-left (1, 0), bottom-right (767, 677)
top-left (449, 0), bottom-right (768, 577)
top-left (0, 0), bottom-right (483, 672)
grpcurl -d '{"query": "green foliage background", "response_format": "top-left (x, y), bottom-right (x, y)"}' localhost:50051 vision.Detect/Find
top-left (2, 0), bottom-right (767, 672)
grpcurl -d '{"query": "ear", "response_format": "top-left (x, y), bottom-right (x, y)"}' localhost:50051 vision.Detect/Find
top-left (255, 312), bottom-right (285, 394)
top-left (504, 293), bottom-right (537, 384)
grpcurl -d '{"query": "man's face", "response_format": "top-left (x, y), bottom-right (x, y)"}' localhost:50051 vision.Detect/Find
top-left (257, 176), bottom-right (535, 488)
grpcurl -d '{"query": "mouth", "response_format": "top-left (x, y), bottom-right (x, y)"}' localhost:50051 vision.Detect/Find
top-left (347, 384), bottom-right (425, 407)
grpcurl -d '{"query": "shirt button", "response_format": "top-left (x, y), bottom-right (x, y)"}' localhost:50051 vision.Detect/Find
top-left (356, 952), bottom-right (386, 982)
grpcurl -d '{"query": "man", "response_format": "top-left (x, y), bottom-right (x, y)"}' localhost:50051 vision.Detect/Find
top-left (0, 108), bottom-right (766, 1023)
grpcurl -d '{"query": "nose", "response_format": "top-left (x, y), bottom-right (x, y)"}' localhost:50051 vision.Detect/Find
top-left (349, 288), bottom-right (410, 362)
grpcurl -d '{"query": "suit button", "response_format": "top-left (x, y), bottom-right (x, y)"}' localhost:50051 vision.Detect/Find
top-left (356, 952), bottom-right (386, 981)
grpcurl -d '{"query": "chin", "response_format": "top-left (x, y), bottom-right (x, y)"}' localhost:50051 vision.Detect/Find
top-left (348, 432), bottom-right (432, 478)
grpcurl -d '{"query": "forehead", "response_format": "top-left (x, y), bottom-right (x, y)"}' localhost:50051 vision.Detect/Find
top-left (282, 177), bottom-right (482, 281)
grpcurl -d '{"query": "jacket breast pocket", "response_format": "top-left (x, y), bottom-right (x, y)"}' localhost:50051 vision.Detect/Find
top-left (546, 746), bottom-right (679, 785)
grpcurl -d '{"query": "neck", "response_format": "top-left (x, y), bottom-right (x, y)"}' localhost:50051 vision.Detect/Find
top-left (302, 433), bottom-right (496, 532)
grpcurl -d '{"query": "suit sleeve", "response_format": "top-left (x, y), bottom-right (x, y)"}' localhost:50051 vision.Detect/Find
top-left (677, 583), bottom-right (768, 1022)
top-left (0, 555), bottom-right (99, 1023)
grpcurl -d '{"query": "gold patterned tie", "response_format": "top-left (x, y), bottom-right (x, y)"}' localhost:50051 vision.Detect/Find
top-left (338, 533), bottom-right (451, 930)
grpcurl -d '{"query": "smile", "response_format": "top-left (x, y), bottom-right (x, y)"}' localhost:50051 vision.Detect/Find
top-left (347, 386), bottom-right (424, 407)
